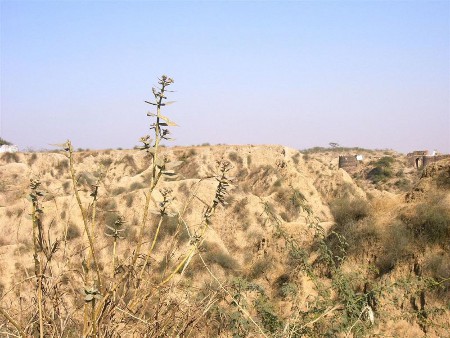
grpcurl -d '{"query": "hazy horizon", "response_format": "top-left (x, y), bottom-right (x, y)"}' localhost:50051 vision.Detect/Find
top-left (1, 1), bottom-right (449, 154)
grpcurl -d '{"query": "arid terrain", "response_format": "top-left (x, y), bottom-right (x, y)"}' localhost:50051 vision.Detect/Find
top-left (0, 145), bottom-right (449, 337)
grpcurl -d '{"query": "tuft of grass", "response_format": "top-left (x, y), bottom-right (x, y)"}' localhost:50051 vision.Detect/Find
top-left (330, 196), bottom-right (370, 226)
top-left (125, 194), bottom-right (134, 207)
top-left (376, 221), bottom-right (413, 275)
top-left (66, 222), bottom-right (81, 240)
top-left (202, 242), bottom-right (239, 272)
top-left (98, 198), bottom-right (117, 211)
top-left (100, 158), bottom-right (113, 167)
top-left (129, 182), bottom-right (144, 191)
top-left (112, 187), bottom-right (127, 196)
top-left (407, 194), bottom-right (450, 247)
top-left (248, 259), bottom-right (272, 280)
top-left (1, 152), bottom-right (20, 163)
top-left (55, 159), bottom-right (69, 176)
top-left (228, 152), bottom-right (243, 165)
top-left (28, 153), bottom-right (38, 166)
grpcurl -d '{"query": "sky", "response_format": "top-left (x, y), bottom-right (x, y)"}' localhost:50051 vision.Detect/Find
top-left (1, 0), bottom-right (449, 153)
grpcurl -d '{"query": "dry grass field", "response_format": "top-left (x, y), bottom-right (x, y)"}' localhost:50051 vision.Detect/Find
top-left (1, 144), bottom-right (449, 337)
top-left (0, 76), bottom-right (449, 337)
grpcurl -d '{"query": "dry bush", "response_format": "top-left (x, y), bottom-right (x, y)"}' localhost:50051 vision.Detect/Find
top-left (1, 152), bottom-right (20, 163)
top-left (129, 181), bottom-right (144, 191)
top-left (228, 151), bottom-right (243, 165)
top-left (376, 221), bottom-right (414, 275)
top-left (406, 193), bottom-right (450, 247)
top-left (111, 186), bottom-right (126, 195)
top-left (55, 159), bottom-right (69, 176)
top-left (330, 196), bottom-right (370, 226)
top-left (66, 222), bottom-right (81, 240)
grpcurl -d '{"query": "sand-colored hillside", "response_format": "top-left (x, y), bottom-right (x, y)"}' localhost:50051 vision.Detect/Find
top-left (0, 146), bottom-right (449, 337)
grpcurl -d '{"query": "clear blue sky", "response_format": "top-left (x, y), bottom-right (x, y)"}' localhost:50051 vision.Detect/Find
top-left (1, 0), bottom-right (449, 153)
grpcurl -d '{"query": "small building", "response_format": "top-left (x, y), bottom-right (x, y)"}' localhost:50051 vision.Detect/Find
top-left (407, 150), bottom-right (450, 169)
top-left (338, 155), bottom-right (359, 171)
top-left (0, 145), bottom-right (19, 153)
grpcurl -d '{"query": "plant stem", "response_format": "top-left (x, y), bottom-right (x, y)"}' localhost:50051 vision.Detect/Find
top-left (67, 142), bottom-right (102, 289)
top-left (0, 307), bottom-right (26, 337)
top-left (138, 215), bottom-right (164, 279)
top-left (31, 191), bottom-right (44, 338)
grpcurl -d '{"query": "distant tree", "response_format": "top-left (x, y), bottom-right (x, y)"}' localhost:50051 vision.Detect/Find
top-left (329, 142), bottom-right (339, 148)
top-left (0, 137), bottom-right (12, 146)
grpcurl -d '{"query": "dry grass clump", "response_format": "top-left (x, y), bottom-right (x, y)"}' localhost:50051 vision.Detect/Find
top-left (55, 159), bottom-right (69, 176)
top-left (248, 259), bottom-right (272, 280)
top-left (177, 156), bottom-right (200, 179)
top-left (202, 241), bottom-right (239, 272)
top-left (1, 152), bottom-right (20, 163)
top-left (228, 151), bottom-right (243, 165)
top-left (66, 222), bottom-right (82, 241)
top-left (330, 196), bottom-right (370, 226)
top-left (111, 186), bottom-right (126, 195)
top-left (129, 181), bottom-right (144, 191)
top-left (405, 193), bottom-right (450, 247)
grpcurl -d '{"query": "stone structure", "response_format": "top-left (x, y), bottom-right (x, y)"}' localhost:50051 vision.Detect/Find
top-left (0, 145), bottom-right (19, 153)
top-left (407, 150), bottom-right (450, 169)
top-left (338, 155), bottom-right (358, 171)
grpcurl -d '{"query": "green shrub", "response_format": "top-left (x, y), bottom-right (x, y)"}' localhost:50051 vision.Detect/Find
top-left (375, 156), bottom-right (394, 167)
top-left (367, 156), bottom-right (394, 184)
top-left (274, 274), bottom-right (298, 299)
top-left (367, 166), bottom-right (393, 183)
top-left (424, 253), bottom-right (450, 292)
top-left (77, 171), bottom-right (96, 186)
top-left (255, 296), bottom-right (282, 333)
top-left (0, 137), bottom-right (12, 146)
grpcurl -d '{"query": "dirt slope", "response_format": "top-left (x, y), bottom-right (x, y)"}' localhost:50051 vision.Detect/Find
top-left (0, 146), bottom-right (449, 337)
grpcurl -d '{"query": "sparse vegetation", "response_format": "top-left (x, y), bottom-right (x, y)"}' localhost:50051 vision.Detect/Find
top-left (367, 156), bottom-right (394, 184)
top-left (1, 152), bottom-right (19, 163)
top-left (0, 137), bottom-right (12, 146)
top-left (129, 181), bottom-right (144, 191)
top-left (1, 77), bottom-right (449, 337)
top-left (66, 222), bottom-right (81, 240)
